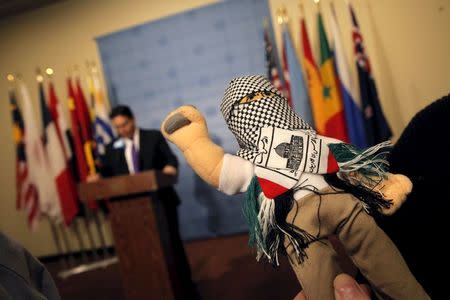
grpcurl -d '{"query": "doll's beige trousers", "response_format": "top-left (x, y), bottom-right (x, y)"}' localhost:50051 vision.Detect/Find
top-left (286, 188), bottom-right (429, 300)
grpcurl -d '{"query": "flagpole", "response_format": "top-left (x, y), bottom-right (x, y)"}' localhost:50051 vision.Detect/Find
top-left (58, 216), bottom-right (118, 279)
top-left (82, 63), bottom-right (110, 258)
top-left (92, 209), bottom-right (109, 258)
top-left (71, 218), bottom-right (89, 263)
top-left (330, 0), bottom-right (335, 13)
top-left (38, 68), bottom-right (81, 270)
top-left (299, 1), bottom-right (305, 17)
top-left (6, 73), bottom-right (15, 86)
top-left (73, 64), bottom-right (80, 80)
top-left (85, 61), bottom-right (96, 121)
top-left (47, 217), bottom-right (68, 270)
top-left (40, 72), bottom-right (74, 270)
top-left (81, 204), bottom-right (100, 260)
top-left (36, 68), bottom-right (44, 82)
top-left (58, 223), bottom-right (76, 267)
top-left (6, 73), bottom-right (15, 101)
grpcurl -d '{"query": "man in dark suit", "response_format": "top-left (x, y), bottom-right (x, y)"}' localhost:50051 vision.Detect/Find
top-left (92, 105), bottom-right (197, 299)
top-left (100, 106), bottom-right (178, 178)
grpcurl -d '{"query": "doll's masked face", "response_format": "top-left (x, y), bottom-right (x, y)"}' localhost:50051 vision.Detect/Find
top-left (225, 91), bottom-right (310, 157)
top-left (219, 75), bottom-right (311, 160)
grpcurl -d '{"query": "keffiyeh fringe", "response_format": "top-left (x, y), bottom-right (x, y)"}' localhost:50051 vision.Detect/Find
top-left (243, 177), bottom-right (314, 266)
top-left (328, 141), bottom-right (394, 214)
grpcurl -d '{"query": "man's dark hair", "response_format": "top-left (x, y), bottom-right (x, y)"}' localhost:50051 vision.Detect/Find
top-left (110, 105), bottom-right (134, 119)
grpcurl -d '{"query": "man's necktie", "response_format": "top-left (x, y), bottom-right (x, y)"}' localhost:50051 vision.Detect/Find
top-left (131, 142), bottom-right (140, 172)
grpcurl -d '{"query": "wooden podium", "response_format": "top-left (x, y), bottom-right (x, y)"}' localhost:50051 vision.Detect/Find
top-left (78, 170), bottom-right (183, 300)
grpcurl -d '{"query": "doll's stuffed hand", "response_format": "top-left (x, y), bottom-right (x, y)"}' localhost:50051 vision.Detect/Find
top-left (161, 105), bottom-right (224, 188)
top-left (161, 105), bottom-right (209, 152)
top-left (347, 171), bottom-right (412, 215)
top-left (377, 173), bottom-right (412, 215)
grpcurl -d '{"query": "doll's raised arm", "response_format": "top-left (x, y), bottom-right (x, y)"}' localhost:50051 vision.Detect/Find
top-left (161, 105), bottom-right (224, 188)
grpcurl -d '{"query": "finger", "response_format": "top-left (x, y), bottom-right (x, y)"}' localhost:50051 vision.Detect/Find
top-left (359, 284), bottom-right (371, 298)
top-left (164, 112), bottom-right (192, 134)
top-left (334, 273), bottom-right (371, 300)
top-left (293, 290), bottom-right (307, 300)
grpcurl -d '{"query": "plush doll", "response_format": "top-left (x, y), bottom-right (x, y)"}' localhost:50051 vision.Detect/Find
top-left (161, 75), bottom-right (429, 299)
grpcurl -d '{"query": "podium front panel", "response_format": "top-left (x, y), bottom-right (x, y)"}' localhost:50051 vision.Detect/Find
top-left (109, 197), bottom-right (174, 300)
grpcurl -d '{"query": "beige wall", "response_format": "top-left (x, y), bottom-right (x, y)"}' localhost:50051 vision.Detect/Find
top-left (0, 0), bottom-right (449, 257)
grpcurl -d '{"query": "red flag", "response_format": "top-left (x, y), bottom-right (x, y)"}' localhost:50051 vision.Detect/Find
top-left (68, 78), bottom-right (97, 209)
top-left (75, 78), bottom-right (93, 143)
top-left (49, 83), bottom-right (70, 159)
top-left (68, 78), bottom-right (89, 181)
top-left (47, 82), bottom-right (79, 225)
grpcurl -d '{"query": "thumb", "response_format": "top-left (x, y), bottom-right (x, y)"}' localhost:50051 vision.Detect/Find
top-left (334, 274), bottom-right (371, 300)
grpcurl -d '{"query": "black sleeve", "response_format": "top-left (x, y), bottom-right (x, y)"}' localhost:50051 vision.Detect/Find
top-left (25, 251), bottom-right (61, 300)
top-left (389, 94), bottom-right (450, 176)
top-left (0, 233), bottom-right (61, 300)
top-left (379, 95), bottom-right (450, 299)
top-left (156, 131), bottom-right (178, 168)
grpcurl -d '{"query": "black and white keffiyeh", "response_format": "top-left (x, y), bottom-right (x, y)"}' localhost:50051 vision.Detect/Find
top-left (221, 75), bottom-right (341, 196)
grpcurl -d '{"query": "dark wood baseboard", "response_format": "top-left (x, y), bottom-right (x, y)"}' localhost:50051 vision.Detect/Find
top-left (38, 247), bottom-right (116, 263)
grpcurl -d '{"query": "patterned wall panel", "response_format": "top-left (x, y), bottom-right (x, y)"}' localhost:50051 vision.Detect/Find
top-left (97, 0), bottom-right (274, 240)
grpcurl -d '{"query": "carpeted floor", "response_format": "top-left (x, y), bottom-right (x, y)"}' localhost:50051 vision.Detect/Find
top-left (44, 233), bottom-right (301, 300)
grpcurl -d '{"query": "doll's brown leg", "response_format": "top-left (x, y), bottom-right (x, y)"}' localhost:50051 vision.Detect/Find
top-left (286, 238), bottom-right (342, 300)
top-left (285, 193), bottom-right (343, 300)
top-left (324, 192), bottom-right (429, 300)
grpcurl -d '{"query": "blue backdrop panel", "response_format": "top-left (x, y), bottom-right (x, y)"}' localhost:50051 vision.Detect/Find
top-left (97, 0), bottom-right (274, 240)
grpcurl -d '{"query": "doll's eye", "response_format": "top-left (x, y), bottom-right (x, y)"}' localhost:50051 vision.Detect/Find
top-left (239, 91), bottom-right (275, 104)
top-left (239, 95), bottom-right (252, 104)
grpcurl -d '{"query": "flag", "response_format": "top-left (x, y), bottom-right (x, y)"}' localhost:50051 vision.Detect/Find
top-left (68, 78), bottom-right (97, 209)
top-left (48, 82), bottom-right (73, 163)
top-left (9, 90), bottom-right (40, 230)
top-left (67, 78), bottom-right (89, 181)
top-left (350, 4), bottom-right (392, 145)
top-left (74, 78), bottom-right (96, 175)
top-left (86, 75), bottom-right (97, 122)
top-left (263, 23), bottom-right (283, 93)
top-left (19, 81), bottom-right (61, 221)
top-left (317, 13), bottom-right (349, 141)
top-left (329, 5), bottom-right (367, 148)
top-left (75, 78), bottom-right (93, 142)
top-left (44, 82), bottom-right (79, 225)
top-left (301, 17), bottom-right (324, 131)
top-left (91, 73), bottom-right (115, 155)
top-left (282, 22), bottom-right (314, 126)
top-left (280, 24), bottom-right (293, 107)
top-left (49, 81), bottom-right (79, 182)
top-left (50, 80), bottom-right (81, 188)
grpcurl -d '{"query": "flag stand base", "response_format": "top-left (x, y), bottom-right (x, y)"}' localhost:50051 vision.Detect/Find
top-left (57, 256), bottom-right (118, 279)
